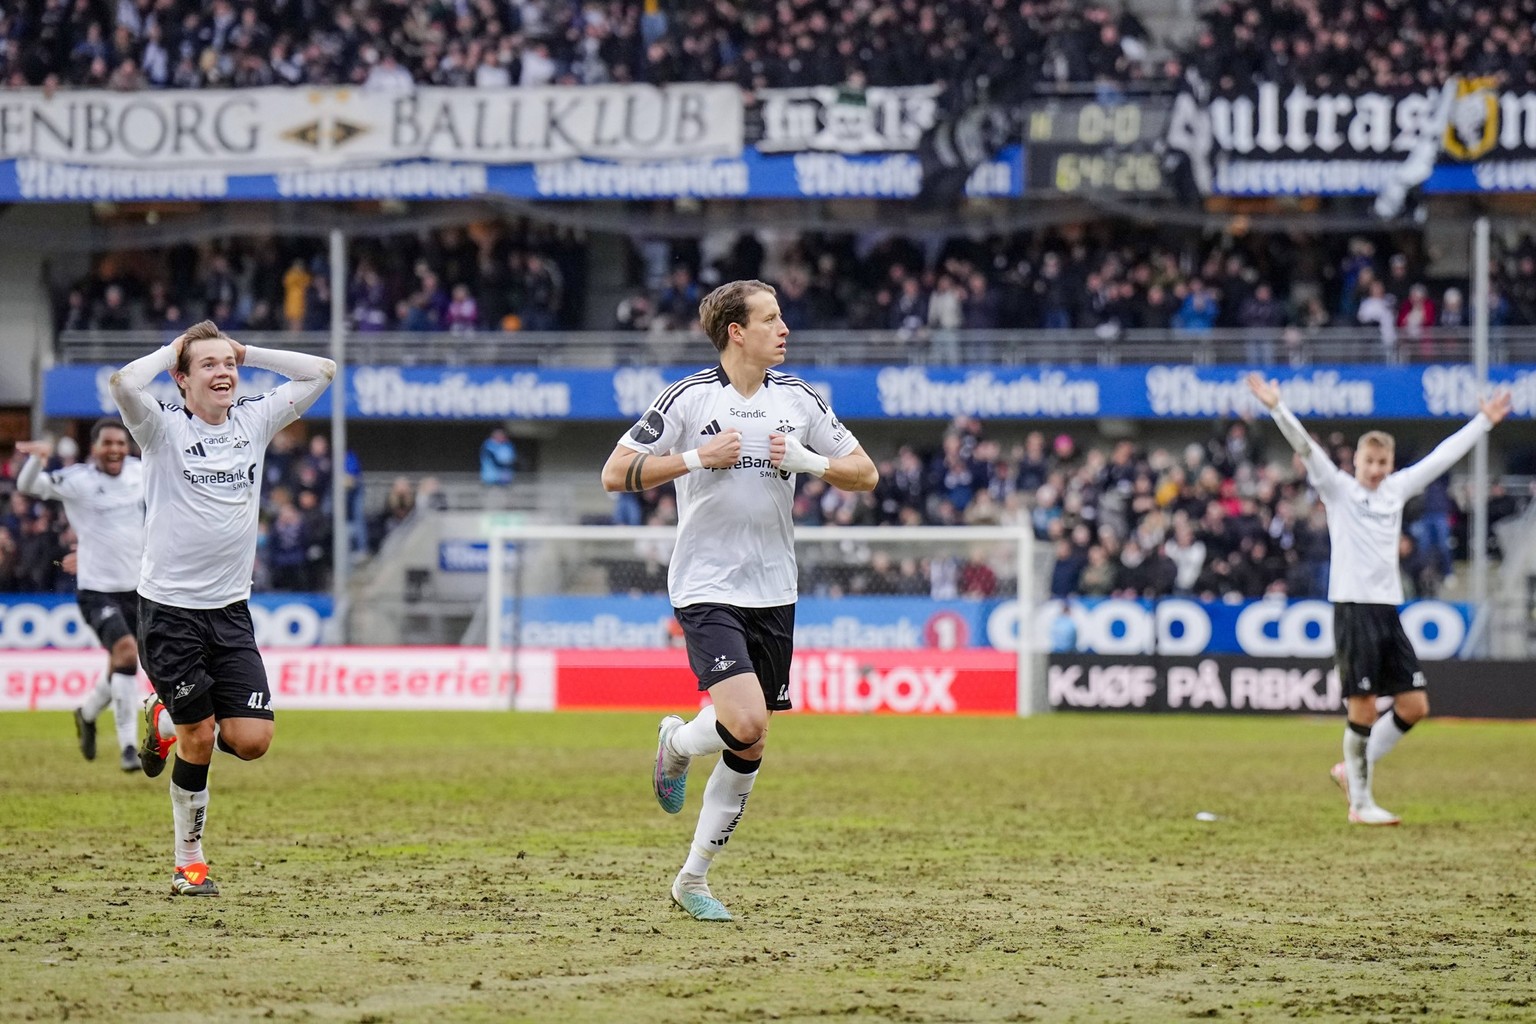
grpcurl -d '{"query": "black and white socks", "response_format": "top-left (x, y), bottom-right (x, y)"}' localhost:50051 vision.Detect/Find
top-left (682, 751), bottom-right (760, 879)
top-left (1367, 709), bottom-right (1414, 764)
top-left (169, 757), bottom-right (210, 867)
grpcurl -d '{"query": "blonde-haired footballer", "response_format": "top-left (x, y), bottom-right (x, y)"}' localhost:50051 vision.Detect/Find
top-left (111, 321), bottom-right (334, 895)
top-left (1247, 372), bottom-right (1510, 825)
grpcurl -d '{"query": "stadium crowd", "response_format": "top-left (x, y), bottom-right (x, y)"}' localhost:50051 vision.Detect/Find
top-left (1185, 0), bottom-right (1536, 93)
top-left (60, 224), bottom-right (1536, 370)
top-left (618, 229), bottom-right (1530, 367)
top-left (6, 0), bottom-right (1524, 104)
top-left (0, 0), bottom-right (1154, 93)
top-left (57, 222), bottom-right (588, 336)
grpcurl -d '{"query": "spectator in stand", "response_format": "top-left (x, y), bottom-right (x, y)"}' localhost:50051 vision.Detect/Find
top-left (1049, 537), bottom-right (1085, 598)
top-left (480, 427), bottom-right (517, 489)
top-left (1357, 279), bottom-right (1398, 363)
top-left (1396, 283), bottom-right (1437, 361)
top-left (282, 259), bottom-right (310, 331)
top-left (1173, 279), bottom-right (1218, 333)
top-left (1238, 283), bottom-right (1287, 364)
top-left (446, 284), bottom-right (479, 334)
top-left (1438, 287), bottom-right (1467, 331)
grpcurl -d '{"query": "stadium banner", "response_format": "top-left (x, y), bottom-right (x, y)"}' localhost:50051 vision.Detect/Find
top-left (489, 594), bottom-right (1470, 661)
top-left (0, 593), bottom-right (333, 650)
top-left (756, 85), bottom-right (942, 153)
top-left (0, 646), bottom-right (1013, 713)
top-left (12, 647), bottom-right (1529, 715)
top-left (1165, 76), bottom-right (1536, 198)
top-left (0, 646), bottom-right (533, 711)
top-left (1038, 596), bottom-right (1470, 660)
top-left (555, 648), bottom-right (1017, 713)
top-left (1047, 654), bottom-right (1536, 718)
top-left (0, 144), bottom-right (1021, 202)
top-left (0, 84), bottom-right (742, 171)
top-left (42, 363), bottom-right (1536, 422)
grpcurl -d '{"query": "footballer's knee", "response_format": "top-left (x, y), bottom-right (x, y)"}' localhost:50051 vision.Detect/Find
top-left (217, 720), bottom-right (274, 760)
top-left (716, 711), bottom-right (769, 755)
top-left (1396, 690), bottom-right (1429, 724)
top-left (109, 636), bottom-right (138, 674)
top-left (224, 736), bottom-right (271, 760)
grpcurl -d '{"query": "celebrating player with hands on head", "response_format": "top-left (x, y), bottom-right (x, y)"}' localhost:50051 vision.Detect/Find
top-left (602, 279), bottom-right (877, 921)
top-left (111, 320), bottom-right (334, 896)
top-left (16, 420), bottom-right (146, 772)
top-left (1246, 372), bottom-right (1511, 825)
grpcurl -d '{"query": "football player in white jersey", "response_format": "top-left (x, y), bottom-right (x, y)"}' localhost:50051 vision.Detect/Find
top-left (111, 321), bottom-right (335, 896)
top-left (16, 420), bottom-right (146, 772)
top-left (1248, 372), bottom-right (1510, 825)
top-left (601, 280), bottom-right (878, 920)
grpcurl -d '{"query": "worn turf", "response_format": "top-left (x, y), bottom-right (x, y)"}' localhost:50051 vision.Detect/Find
top-left (0, 710), bottom-right (1532, 1023)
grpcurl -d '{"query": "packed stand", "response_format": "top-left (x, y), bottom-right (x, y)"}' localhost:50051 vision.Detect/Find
top-left (1180, 0), bottom-right (1536, 93)
top-left (621, 226), bottom-right (1534, 364)
top-left (0, 0), bottom-right (1156, 94)
top-left (0, 427), bottom-right (357, 594)
top-left (58, 220), bottom-right (1536, 369)
top-left (56, 221), bottom-right (586, 336)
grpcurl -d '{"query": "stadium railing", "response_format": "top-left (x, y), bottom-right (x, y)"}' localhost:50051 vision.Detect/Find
top-left (54, 327), bottom-right (1536, 368)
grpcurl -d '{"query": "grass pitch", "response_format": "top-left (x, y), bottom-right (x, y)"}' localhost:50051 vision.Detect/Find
top-left (0, 710), bottom-right (1532, 1023)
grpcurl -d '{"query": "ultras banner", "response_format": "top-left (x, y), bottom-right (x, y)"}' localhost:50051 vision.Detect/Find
top-left (1164, 75), bottom-right (1536, 198)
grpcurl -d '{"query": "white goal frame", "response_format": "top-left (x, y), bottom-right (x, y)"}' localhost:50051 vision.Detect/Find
top-left (485, 523), bottom-right (1039, 715)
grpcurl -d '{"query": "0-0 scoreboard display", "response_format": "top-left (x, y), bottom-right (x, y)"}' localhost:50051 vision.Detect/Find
top-left (1023, 97), bottom-right (1171, 196)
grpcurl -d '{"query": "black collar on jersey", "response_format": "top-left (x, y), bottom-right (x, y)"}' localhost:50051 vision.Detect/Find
top-left (713, 364), bottom-right (770, 386)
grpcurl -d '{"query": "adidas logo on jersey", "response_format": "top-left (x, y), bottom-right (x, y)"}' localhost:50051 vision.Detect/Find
top-left (700, 420), bottom-right (722, 436)
top-left (183, 442), bottom-right (207, 457)
top-left (711, 655), bottom-right (736, 674)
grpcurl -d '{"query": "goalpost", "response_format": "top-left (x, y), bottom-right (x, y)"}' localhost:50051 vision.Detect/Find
top-left (484, 523), bottom-right (1043, 715)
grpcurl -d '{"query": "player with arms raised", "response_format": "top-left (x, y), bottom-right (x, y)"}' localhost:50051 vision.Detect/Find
top-left (1247, 372), bottom-right (1510, 825)
top-left (601, 280), bottom-right (878, 920)
top-left (111, 321), bottom-right (335, 895)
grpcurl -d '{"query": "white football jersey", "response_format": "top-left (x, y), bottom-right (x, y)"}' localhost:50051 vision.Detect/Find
top-left (22, 458), bottom-right (145, 592)
top-left (1282, 408), bottom-right (1490, 605)
top-left (112, 344), bottom-right (333, 609)
top-left (618, 365), bottom-right (859, 608)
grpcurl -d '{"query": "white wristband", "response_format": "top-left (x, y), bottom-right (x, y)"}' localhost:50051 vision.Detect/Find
top-left (682, 448), bottom-right (703, 471)
top-left (804, 452), bottom-right (829, 478)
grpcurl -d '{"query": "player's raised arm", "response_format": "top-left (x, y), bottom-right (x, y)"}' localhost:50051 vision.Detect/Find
top-left (1394, 387), bottom-right (1511, 496)
top-left (14, 440), bottom-right (61, 501)
top-left (109, 343), bottom-right (178, 447)
top-left (240, 345), bottom-right (337, 419)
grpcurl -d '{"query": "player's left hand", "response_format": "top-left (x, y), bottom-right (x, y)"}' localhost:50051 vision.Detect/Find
top-left (1246, 372), bottom-right (1282, 410)
top-left (229, 338), bottom-right (247, 365)
top-left (1481, 388), bottom-right (1512, 425)
top-left (770, 433), bottom-right (829, 477)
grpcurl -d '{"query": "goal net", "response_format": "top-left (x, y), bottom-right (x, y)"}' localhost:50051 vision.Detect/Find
top-left (482, 523), bottom-right (1046, 715)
